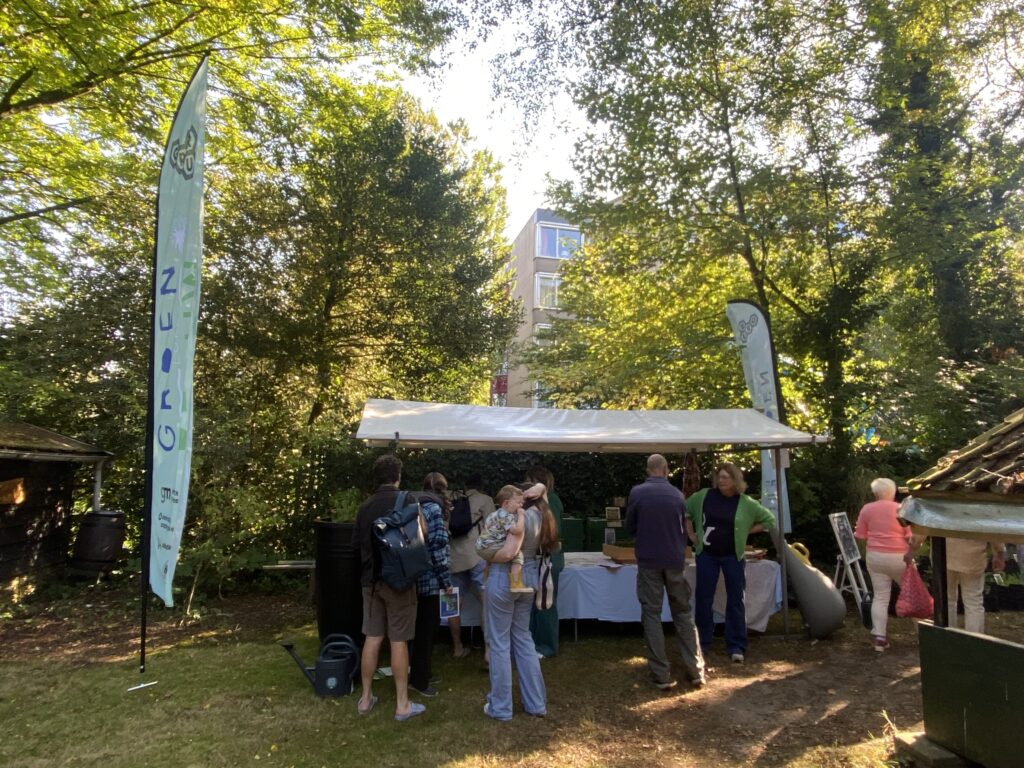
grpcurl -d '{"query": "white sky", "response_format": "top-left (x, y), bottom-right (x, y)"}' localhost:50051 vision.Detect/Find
top-left (402, 44), bottom-right (585, 241)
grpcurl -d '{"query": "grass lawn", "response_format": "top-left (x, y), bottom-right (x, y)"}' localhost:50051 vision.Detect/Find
top-left (9, 578), bottom-right (1015, 767)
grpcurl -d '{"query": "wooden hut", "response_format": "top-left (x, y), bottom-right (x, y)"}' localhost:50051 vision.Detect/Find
top-left (899, 407), bottom-right (1024, 768)
top-left (0, 423), bottom-right (111, 597)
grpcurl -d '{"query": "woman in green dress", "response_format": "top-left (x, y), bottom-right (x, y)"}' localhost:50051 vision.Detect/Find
top-left (526, 466), bottom-right (563, 657)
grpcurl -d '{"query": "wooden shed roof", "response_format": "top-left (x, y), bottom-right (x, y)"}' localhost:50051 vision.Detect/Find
top-left (0, 422), bottom-right (110, 462)
top-left (907, 408), bottom-right (1024, 504)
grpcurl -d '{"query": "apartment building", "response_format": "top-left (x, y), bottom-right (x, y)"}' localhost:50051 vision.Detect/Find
top-left (499, 208), bottom-right (582, 407)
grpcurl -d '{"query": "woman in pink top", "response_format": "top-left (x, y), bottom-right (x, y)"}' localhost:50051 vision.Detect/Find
top-left (854, 478), bottom-right (914, 651)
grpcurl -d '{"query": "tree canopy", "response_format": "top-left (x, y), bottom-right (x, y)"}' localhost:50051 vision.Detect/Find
top-left (493, 0), bottom-right (1024, 461)
top-left (0, 0), bottom-right (452, 300)
top-left (4, 0), bottom-right (1024, 595)
top-left (1, 3), bottom-right (515, 596)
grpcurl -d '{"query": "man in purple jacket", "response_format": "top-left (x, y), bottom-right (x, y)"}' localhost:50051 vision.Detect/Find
top-left (625, 454), bottom-right (705, 690)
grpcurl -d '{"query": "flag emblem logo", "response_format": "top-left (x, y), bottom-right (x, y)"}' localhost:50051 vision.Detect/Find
top-left (169, 126), bottom-right (198, 180)
top-left (737, 313), bottom-right (759, 344)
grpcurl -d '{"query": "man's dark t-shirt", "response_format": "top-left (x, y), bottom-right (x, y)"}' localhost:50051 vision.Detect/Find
top-left (702, 487), bottom-right (739, 557)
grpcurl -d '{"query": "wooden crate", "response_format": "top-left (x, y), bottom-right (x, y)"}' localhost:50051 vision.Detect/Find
top-left (602, 543), bottom-right (636, 563)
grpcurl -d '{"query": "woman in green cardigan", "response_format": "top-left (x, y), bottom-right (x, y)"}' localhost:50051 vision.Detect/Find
top-left (685, 462), bottom-right (776, 663)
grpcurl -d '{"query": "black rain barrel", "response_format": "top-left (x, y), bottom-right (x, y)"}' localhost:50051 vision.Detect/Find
top-left (69, 510), bottom-right (126, 573)
top-left (314, 520), bottom-right (363, 646)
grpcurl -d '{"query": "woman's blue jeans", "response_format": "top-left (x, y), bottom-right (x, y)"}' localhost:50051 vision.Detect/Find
top-left (484, 559), bottom-right (547, 719)
top-left (695, 551), bottom-right (747, 655)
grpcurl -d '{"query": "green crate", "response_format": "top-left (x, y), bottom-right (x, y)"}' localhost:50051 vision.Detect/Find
top-left (561, 517), bottom-right (584, 553)
top-left (586, 517), bottom-right (608, 552)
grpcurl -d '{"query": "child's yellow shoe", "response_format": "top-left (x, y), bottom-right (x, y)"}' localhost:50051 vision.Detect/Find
top-left (509, 571), bottom-right (533, 593)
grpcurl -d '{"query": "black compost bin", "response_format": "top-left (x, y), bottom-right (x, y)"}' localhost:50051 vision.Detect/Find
top-left (314, 520), bottom-right (363, 645)
top-left (69, 510), bottom-right (126, 573)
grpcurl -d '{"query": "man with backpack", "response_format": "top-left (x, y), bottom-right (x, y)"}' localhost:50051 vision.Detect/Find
top-left (446, 474), bottom-right (494, 661)
top-left (352, 454), bottom-right (426, 721)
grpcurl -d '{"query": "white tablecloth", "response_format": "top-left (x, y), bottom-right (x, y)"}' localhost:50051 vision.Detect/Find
top-left (452, 553), bottom-right (782, 632)
top-left (557, 552), bottom-right (783, 632)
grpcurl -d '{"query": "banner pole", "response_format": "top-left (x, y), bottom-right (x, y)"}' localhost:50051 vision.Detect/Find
top-left (140, 66), bottom-right (162, 674)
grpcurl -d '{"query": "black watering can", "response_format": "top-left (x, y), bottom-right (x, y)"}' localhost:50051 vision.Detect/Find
top-left (281, 634), bottom-right (360, 697)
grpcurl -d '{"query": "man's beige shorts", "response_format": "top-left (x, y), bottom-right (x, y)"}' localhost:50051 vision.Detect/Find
top-left (361, 583), bottom-right (417, 641)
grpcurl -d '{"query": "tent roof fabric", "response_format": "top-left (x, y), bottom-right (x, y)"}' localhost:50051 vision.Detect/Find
top-left (355, 399), bottom-right (824, 453)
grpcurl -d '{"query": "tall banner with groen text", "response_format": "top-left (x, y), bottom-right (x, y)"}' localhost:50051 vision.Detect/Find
top-left (147, 58), bottom-right (208, 606)
top-left (725, 300), bottom-right (792, 533)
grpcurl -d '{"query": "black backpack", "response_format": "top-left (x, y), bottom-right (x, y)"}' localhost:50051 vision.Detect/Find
top-left (372, 491), bottom-right (431, 591)
top-left (448, 491), bottom-right (476, 538)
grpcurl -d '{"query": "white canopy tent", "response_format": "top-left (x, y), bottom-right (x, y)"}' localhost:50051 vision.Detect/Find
top-left (356, 398), bottom-right (834, 638)
top-left (355, 399), bottom-right (825, 453)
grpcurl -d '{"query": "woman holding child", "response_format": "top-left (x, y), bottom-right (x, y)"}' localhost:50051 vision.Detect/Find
top-left (480, 483), bottom-right (557, 720)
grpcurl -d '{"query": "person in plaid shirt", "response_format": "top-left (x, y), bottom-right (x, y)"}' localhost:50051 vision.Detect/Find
top-left (408, 472), bottom-right (453, 697)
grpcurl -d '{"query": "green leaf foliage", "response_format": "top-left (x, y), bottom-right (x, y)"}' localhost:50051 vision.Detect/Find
top-left (1, 19), bottom-right (515, 597)
top-left (476, 0), bottom-right (1024, 530)
top-left (1, 0), bottom-right (453, 299)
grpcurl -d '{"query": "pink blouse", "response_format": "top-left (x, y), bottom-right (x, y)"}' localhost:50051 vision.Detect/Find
top-left (854, 500), bottom-right (912, 553)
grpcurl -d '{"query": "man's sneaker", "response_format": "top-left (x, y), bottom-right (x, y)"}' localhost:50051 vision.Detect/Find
top-left (653, 679), bottom-right (678, 691)
top-left (409, 683), bottom-right (439, 697)
top-left (730, 653), bottom-right (745, 664)
top-left (873, 636), bottom-right (890, 652)
top-left (429, 675), bottom-right (442, 685)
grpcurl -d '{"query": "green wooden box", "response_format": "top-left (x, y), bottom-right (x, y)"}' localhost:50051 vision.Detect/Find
top-left (919, 621), bottom-right (1024, 768)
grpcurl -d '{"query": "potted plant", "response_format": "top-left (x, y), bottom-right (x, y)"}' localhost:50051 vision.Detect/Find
top-left (326, 487), bottom-right (362, 525)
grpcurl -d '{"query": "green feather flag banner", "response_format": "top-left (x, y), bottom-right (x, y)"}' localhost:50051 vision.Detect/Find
top-left (146, 57), bottom-right (208, 607)
top-left (726, 299), bottom-right (792, 534)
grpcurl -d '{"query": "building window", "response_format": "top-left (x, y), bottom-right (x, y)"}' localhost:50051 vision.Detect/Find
top-left (537, 225), bottom-right (582, 259)
top-left (535, 273), bottom-right (561, 309)
top-left (533, 322), bottom-right (553, 346)
top-left (532, 380), bottom-right (555, 409)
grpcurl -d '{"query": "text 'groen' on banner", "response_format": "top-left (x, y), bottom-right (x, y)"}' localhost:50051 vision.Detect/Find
top-left (147, 57), bottom-right (208, 607)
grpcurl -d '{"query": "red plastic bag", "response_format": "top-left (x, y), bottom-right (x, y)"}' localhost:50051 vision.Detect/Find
top-left (896, 563), bottom-right (934, 619)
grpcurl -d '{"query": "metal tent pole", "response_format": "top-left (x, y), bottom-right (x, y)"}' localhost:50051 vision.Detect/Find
top-left (774, 447), bottom-right (789, 638)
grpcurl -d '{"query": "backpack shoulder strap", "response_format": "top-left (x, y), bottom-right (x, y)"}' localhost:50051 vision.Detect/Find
top-left (393, 490), bottom-right (407, 513)
top-left (472, 493), bottom-right (491, 526)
